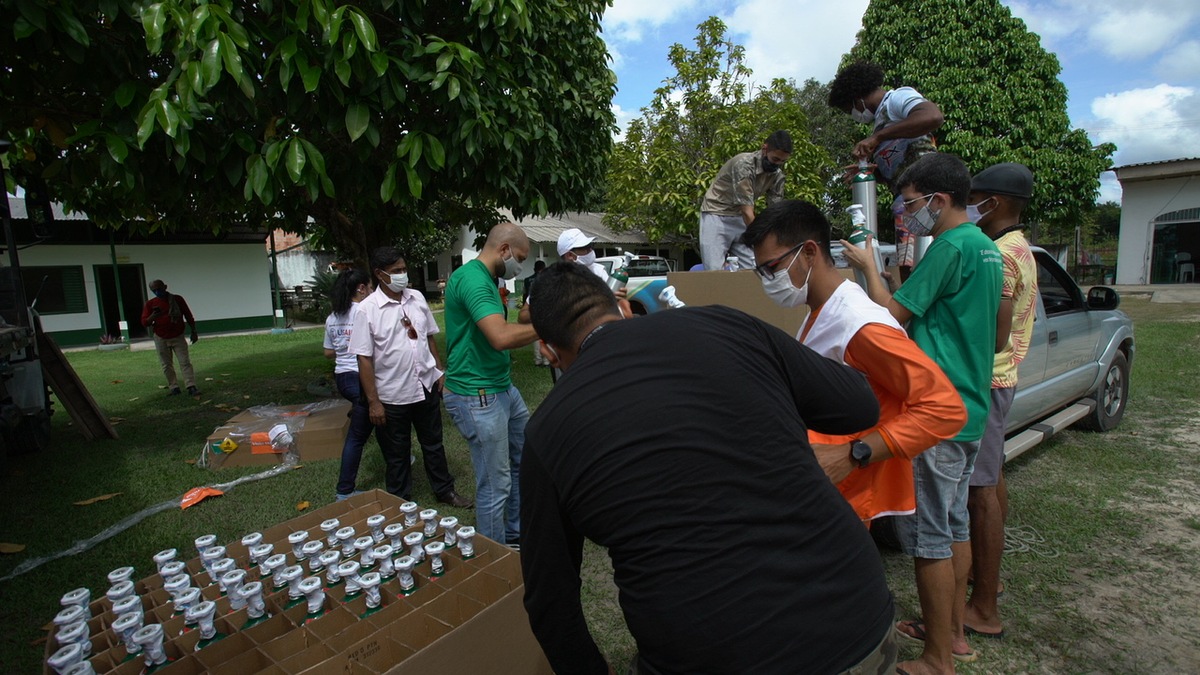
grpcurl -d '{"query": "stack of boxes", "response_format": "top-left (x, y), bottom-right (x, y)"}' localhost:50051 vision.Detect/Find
top-left (42, 491), bottom-right (550, 674)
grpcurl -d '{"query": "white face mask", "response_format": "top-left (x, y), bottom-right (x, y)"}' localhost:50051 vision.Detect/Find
top-left (384, 272), bottom-right (408, 293)
top-left (851, 99), bottom-right (874, 124)
top-left (903, 202), bottom-right (940, 237)
top-left (572, 251), bottom-right (596, 267)
top-left (760, 248), bottom-right (811, 308)
top-left (501, 249), bottom-right (523, 280)
top-left (966, 198), bottom-right (995, 225)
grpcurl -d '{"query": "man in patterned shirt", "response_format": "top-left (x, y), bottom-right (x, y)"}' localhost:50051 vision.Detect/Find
top-left (963, 162), bottom-right (1039, 641)
top-left (698, 130), bottom-right (792, 271)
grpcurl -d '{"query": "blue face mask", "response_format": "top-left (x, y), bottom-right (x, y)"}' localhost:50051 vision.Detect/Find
top-left (154, 289), bottom-right (168, 299)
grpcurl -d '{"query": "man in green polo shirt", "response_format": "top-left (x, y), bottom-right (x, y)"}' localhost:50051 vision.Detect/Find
top-left (842, 153), bottom-right (1003, 675)
top-left (443, 222), bottom-right (539, 547)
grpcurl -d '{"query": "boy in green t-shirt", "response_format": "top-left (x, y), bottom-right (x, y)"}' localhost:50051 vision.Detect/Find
top-left (443, 223), bottom-right (539, 547)
top-left (842, 153), bottom-right (1003, 674)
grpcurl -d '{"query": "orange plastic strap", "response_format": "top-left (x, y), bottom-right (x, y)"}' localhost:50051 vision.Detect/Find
top-left (181, 487), bottom-right (224, 510)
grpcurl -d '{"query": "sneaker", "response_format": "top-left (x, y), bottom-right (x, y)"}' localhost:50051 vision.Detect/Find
top-left (187, 385), bottom-right (201, 396)
top-left (437, 491), bottom-right (475, 509)
top-left (167, 387), bottom-right (182, 396)
top-left (335, 491), bottom-right (363, 502)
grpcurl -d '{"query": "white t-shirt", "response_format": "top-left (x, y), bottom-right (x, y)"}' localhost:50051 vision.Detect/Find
top-left (323, 303), bottom-right (361, 374)
top-left (873, 87), bottom-right (929, 132)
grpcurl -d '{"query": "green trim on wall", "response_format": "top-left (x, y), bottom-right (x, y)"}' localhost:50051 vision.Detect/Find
top-left (45, 316), bottom-right (275, 347)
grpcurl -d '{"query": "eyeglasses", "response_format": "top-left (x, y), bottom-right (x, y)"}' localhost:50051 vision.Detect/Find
top-left (754, 241), bottom-right (806, 280)
top-left (901, 192), bottom-right (939, 212)
top-left (400, 314), bottom-right (418, 340)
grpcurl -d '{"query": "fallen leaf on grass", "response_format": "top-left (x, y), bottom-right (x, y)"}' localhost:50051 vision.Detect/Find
top-left (296, 501), bottom-right (310, 511)
top-left (184, 459), bottom-right (196, 465)
top-left (109, 417), bottom-right (125, 423)
top-left (157, 385), bottom-right (166, 389)
top-left (128, 397), bottom-right (139, 401)
top-left (110, 380), bottom-right (123, 384)
top-left (74, 493), bottom-right (121, 506)
top-left (30, 636), bottom-right (47, 647)
top-left (220, 373), bottom-right (231, 376)
top-left (0, 542), bottom-right (27, 554)
top-left (205, 377), bottom-right (214, 381)
top-left (243, 395), bottom-right (250, 400)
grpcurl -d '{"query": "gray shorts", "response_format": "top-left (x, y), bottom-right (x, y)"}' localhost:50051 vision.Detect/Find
top-left (970, 386), bottom-right (1016, 487)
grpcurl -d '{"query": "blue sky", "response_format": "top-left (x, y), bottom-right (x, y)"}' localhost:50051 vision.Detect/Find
top-left (601, 0), bottom-right (1200, 203)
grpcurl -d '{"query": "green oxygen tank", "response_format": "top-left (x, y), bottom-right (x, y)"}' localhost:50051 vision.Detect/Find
top-left (850, 160), bottom-right (877, 236)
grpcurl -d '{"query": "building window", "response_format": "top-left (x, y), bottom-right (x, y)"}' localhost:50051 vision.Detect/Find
top-left (20, 266), bottom-right (89, 315)
top-left (427, 260), bottom-right (439, 280)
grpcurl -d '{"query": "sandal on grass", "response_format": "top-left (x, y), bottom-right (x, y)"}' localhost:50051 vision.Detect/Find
top-left (894, 620), bottom-right (979, 663)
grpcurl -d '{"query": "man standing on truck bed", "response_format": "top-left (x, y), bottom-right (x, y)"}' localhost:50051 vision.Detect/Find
top-left (699, 130), bottom-right (792, 272)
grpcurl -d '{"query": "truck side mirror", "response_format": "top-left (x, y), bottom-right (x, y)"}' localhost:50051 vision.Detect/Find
top-left (1086, 286), bottom-right (1120, 310)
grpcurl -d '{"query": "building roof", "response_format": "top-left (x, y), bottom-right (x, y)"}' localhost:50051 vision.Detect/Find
top-left (1111, 157), bottom-right (1200, 171)
top-left (3, 195), bottom-right (264, 245)
top-left (6, 195), bottom-right (89, 220)
top-left (501, 210), bottom-right (679, 246)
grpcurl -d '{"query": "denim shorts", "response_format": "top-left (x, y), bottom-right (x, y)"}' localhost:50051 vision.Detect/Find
top-left (895, 439), bottom-right (980, 559)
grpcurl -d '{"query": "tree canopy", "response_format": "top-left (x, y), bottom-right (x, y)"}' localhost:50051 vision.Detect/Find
top-left (0, 0), bottom-right (617, 264)
top-left (846, 0), bottom-right (1114, 241)
top-left (604, 17), bottom-right (825, 244)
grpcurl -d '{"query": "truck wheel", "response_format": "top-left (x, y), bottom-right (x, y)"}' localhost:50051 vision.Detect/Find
top-left (1082, 351), bottom-right (1128, 432)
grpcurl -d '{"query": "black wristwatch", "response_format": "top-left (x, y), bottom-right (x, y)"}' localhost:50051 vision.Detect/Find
top-left (850, 440), bottom-right (872, 469)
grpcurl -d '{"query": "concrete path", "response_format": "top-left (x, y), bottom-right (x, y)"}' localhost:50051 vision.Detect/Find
top-left (1113, 284), bottom-right (1200, 303)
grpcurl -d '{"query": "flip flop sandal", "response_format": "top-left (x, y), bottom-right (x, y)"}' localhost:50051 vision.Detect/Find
top-left (895, 621), bottom-right (979, 663)
top-left (964, 623), bottom-right (1005, 640)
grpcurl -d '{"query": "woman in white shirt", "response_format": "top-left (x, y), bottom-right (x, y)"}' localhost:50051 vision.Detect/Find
top-left (323, 268), bottom-right (373, 501)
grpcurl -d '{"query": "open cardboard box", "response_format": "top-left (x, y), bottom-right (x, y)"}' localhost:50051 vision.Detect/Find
top-left (43, 491), bottom-right (551, 675)
top-left (203, 400), bottom-right (351, 470)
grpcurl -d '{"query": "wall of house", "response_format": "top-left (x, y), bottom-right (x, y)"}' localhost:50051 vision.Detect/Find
top-left (1116, 176), bottom-right (1200, 284)
top-left (18, 243), bottom-right (273, 345)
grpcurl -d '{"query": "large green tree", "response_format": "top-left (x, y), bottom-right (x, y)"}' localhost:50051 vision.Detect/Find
top-left (604, 17), bottom-right (825, 244)
top-left (846, 0), bottom-right (1114, 241)
top-left (0, 0), bottom-right (617, 264)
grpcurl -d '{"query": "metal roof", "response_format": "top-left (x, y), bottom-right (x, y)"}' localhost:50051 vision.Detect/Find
top-left (1111, 157), bottom-right (1200, 171)
top-left (501, 210), bottom-right (681, 245)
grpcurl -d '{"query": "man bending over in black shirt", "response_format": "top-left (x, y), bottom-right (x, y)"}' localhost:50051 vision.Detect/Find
top-left (521, 262), bottom-right (899, 675)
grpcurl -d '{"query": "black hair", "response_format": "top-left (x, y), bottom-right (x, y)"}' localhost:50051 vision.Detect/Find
top-left (741, 200), bottom-right (834, 263)
top-left (533, 259), bottom-right (547, 272)
top-left (369, 246), bottom-right (404, 274)
top-left (828, 61), bottom-right (885, 110)
top-left (331, 268), bottom-right (371, 317)
top-left (896, 153), bottom-right (971, 208)
top-left (765, 130), bottom-right (793, 154)
top-left (529, 262), bottom-right (620, 350)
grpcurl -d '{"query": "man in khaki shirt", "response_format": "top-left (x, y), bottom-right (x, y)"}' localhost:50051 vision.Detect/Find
top-left (699, 130), bottom-right (791, 271)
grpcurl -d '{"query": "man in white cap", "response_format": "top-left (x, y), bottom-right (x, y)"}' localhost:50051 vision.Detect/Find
top-left (557, 228), bottom-right (608, 280)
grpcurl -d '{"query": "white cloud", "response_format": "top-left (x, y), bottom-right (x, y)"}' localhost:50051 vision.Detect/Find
top-left (723, 0), bottom-right (869, 85)
top-left (1004, 1), bottom-right (1200, 61)
top-left (1088, 84), bottom-right (1200, 166)
top-left (611, 103), bottom-right (635, 141)
top-left (1155, 40), bottom-right (1200, 81)
top-left (604, 0), bottom-right (705, 43)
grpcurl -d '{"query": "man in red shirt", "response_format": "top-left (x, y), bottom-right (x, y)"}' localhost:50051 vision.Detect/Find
top-left (140, 279), bottom-right (200, 396)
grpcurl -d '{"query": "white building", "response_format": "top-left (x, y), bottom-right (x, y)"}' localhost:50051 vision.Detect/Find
top-left (4, 196), bottom-right (274, 346)
top-left (1114, 158), bottom-right (1200, 284)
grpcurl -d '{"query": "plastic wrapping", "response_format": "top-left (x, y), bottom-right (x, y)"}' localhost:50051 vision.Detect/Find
top-left (0, 462), bottom-right (298, 582)
top-left (198, 399), bottom-right (344, 468)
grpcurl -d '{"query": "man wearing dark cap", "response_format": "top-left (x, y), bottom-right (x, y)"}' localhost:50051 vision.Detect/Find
top-left (699, 130), bottom-right (792, 272)
top-left (963, 162), bottom-right (1039, 643)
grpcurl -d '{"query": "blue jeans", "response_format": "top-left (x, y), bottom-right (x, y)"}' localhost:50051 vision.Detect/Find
top-left (335, 371), bottom-right (375, 496)
top-left (443, 386), bottom-right (529, 544)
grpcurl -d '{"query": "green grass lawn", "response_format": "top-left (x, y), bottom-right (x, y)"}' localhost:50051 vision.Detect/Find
top-left (3, 298), bottom-right (1199, 672)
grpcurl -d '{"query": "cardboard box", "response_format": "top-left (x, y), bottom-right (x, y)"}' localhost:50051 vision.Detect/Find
top-left (204, 400), bottom-right (351, 470)
top-left (667, 268), bottom-right (901, 338)
top-left (42, 491), bottom-right (552, 675)
top-left (668, 270), bottom-right (807, 336)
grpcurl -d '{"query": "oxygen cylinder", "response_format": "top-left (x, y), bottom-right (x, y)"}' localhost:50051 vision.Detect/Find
top-left (845, 204), bottom-right (887, 293)
top-left (850, 160), bottom-right (877, 235)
